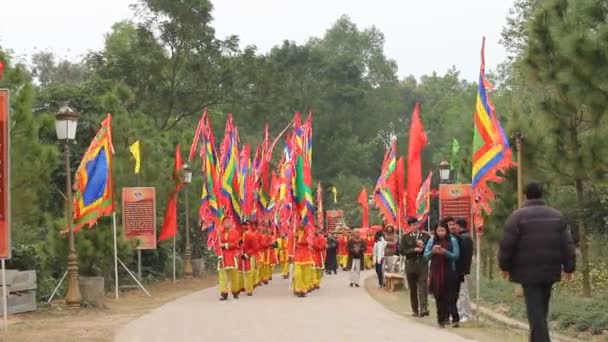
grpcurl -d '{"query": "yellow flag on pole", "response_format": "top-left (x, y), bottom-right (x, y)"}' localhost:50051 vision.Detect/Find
top-left (129, 140), bottom-right (141, 174)
top-left (330, 186), bottom-right (338, 203)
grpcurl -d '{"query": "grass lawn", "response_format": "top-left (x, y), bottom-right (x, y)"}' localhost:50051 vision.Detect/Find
top-left (0, 275), bottom-right (217, 342)
top-left (364, 276), bottom-right (530, 342)
top-left (471, 277), bottom-right (608, 341)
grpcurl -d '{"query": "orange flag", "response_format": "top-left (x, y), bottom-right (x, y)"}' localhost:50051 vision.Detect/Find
top-left (357, 187), bottom-right (369, 228)
top-left (159, 145), bottom-right (183, 242)
top-left (406, 103), bottom-right (428, 217)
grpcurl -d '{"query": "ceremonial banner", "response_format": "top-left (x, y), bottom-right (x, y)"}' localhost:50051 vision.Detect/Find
top-left (439, 184), bottom-right (472, 224)
top-left (0, 90), bottom-right (10, 259)
top-left (122, 187), bottom-right (156, 249)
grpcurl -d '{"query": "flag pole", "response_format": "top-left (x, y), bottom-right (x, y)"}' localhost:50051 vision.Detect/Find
top-left (112, 212), bottom-right (119, 300)
top-left (172, 236), bottom-right (176, 284)
top-left (475, 229), bottom-right (481, 320)
top-left (2, 259), bottom-right (7, 331)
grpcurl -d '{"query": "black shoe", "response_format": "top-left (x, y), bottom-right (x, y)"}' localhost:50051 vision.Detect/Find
top-left (355, 283), bottom-right (360, 288)
top-left (452, 322), bottom-right (460, 328)
top-left (349, 283), bottom-right (354, 287)
top-left (439, 323), bottom-right (445, 328)
top-left (219, 294), bottom-right (228, 301)
top-left (247, 292), bottom-right (253, 297)
top-left (420, 311), bottom-right (430, 317)
top-left (412, 312), bottom-right (419, 317)
top-left (233, 293), bottom-right (239, 299)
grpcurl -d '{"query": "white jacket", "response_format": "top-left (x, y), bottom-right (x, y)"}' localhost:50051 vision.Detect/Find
top-left (373, 238), bottom-right (387, 264)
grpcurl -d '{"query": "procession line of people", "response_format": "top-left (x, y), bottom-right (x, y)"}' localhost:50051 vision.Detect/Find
top-left (215, 217), bottom-right (329, 300)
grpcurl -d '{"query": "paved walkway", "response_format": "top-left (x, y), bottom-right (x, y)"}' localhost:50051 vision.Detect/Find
top-left (115, 270), bottom-right (473, 342)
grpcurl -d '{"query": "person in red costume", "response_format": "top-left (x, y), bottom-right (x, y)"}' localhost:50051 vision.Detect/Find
top-left (217, 217), bottom-right (242, 301)
top-left (241, 220), bottom-right (259, 296)
top-left (255, 224), bottom-right (265, 287)
top-left (311, 229), bottom-right (327, 290)
top-left (288, 224), bottom-right (314, 297)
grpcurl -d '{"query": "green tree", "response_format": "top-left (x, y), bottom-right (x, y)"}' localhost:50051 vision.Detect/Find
top-left (523, 0), bottom-right (608, 297)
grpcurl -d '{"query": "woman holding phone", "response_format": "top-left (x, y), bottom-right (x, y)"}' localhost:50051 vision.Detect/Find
top-left (424, 222), bottom-right (460, 328)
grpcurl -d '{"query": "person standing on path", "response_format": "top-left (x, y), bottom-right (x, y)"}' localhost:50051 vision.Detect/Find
top-left (373, 230), bottom-right (387, 288)
top-left (288, 225), bottom-right (315, 297)
top-left (338, 231), bottom-right (349, 270)
top-left (499, 182), bottom-right (576, 342)
top-left (347, 229), bottom-right (367, 287)
top-left (312, 230), bottom-right (327, 289)
top-left (364, 230), bottom-right (375, 270)
top-left (383, 224), bottom-right (399, 273)
top-left (446, 217), bottom-right (474, 323)
top-left (241, 221), bottom-right (259, 296)
top-left (325, 232), bottom-right (338, 275)
top-left (400, 217), bottom-right (430, 317)
top-left (217, 217), bottom-right (242, 301)
top-left (424, 222), bottom-right (460, 328)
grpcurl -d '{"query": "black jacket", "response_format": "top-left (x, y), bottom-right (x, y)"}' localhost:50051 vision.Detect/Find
top-left (456, 231), bottom-right (473, 276)
top-left (498, 199), bottom-right (576, 284)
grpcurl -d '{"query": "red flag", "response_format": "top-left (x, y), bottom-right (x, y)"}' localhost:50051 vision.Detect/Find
top-left (357, 187), bottom-right (370, 228)
top-left (0, 60), bottom-right (4, 80)
top-left (188, 109), bottom-right (207, 162)
top-left (395, 156), bottom-right (405, 208)
top-left (406, 103), bottom-right (427, 217)
top-left (159, 145), bottom-right (183, 242)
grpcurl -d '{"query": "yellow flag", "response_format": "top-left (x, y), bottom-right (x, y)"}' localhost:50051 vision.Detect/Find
top-left (330, 186), bottom-right (338, 203)
top-left (129, 140), bottom-right (141, 174)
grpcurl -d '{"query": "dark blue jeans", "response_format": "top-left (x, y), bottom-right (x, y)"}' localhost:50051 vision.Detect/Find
top-left (522, 282), bottom-right (553, 342)
top-left (375, 261), bottom-right (384, 286)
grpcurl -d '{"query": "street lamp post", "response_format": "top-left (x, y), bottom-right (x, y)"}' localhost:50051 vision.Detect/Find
top-left (55, 104), bottom-right (81, 308)
top-left (439, 160), bottom-right (451, 184)
top-left (182, 163), bottom-right (193, 278)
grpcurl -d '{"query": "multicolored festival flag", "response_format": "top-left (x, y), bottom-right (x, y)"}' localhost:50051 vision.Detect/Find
top-left (416, 172), bottom-right (432, 222)
top-left (219, 114), bottom-right (242, 223)
top-left (472, 38), bottom-right (515, 230)
top-left (357, 187), bottom-right (369, 228)
top-left (199, 113), bottom-right (221, 233)
top-left (374, 140), bottom-right (398, 226)
top-left (72, 113), bottom-right (115, 232)
top-left (293, 113), bottom-right (314, 225)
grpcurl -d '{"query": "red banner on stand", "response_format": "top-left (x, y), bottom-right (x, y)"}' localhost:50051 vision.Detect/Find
top-left (122, 187), bottom-right (157, 250)
top-left (439, 184), bottom-right (472, 226)
top-left (0, 90), bottom-right (10, 259)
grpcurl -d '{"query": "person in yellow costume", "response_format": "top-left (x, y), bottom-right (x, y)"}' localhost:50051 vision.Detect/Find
top-left (241, 221), bottom-right (259, 296)
top-left (278, 234), bottom-right (290, 279)
top-left (364, 229), bottom-right (375, 270)
top-left (288, 224), bottom-right (314, 297)
top-left (311, 230), bottom-right (327, 290)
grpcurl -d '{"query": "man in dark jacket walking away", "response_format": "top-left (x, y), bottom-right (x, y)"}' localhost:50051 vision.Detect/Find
top-left (499, 182), bottom-right (576, 342)
top-left (446, 217), bottom-right (474, 325)
top-left (400, 217), bottom-right (430, 317)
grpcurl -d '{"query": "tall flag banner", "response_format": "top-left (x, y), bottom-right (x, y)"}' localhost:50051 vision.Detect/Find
top-left (72, 113), bottom-right (115, 232)
top-left (472, 37), bottom-right (515, 230)
top-left (257, 125), bottom-right (273, 219)
top-left (158, 145), bottom-right (183, 242)
top-left (277, 137), bottom-right (295, 224)
top-left (357, 187), bottom-right (370, 228)
top-left (416, 172), bottom-right (432, 222)
top-left (395, 156), bottom-right (405, 217)
top-left (293, 113), bottom-right (314, 225)
top-left (406, 103), bottom-right (428, 217)
top-left (374, 141), bottom-right (397, 225)
top-left (239, 144), bottom-right (254, 221)
top-left (129, 140), bottom-right (141, 174)
top-left (0, 59), bottom-right (4, 80)
top-left (199, 115), bottom-right (222, 250)
top-left (189, 109), bottom-right (208, 162)
top-left (219, 114), bottom-right (242, 223)
top-left (316, 182), bottom-right (324, 229)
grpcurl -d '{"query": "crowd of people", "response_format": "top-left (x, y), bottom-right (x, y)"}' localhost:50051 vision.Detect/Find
top-left (313, 216), bottom-right (473, 328)
top-left (213, 181), bottom-right (576, 341)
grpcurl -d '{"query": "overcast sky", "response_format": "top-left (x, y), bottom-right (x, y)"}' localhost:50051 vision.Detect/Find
top-left (0, 0), bottom-right (514, 81)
